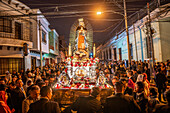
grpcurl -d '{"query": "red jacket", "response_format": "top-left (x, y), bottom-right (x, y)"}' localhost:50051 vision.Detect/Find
top-left (0, 91), bottom-right (12, 113)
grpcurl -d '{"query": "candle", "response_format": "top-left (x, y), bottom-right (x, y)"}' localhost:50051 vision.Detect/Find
top-left (93, 43), bottom-right (96, 58)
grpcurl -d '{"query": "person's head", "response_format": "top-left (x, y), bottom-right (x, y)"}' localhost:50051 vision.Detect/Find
top-left (38, 82), bottom-right (46, 89)
top-left (12, 76), bottom-right (17, 82)
top-left (0, 84), bottom-right (7, 91)
top-left (44, 78), bottom-right (49, 86)
top-left (49, 76), bottom-right (55, 84)
top-left (5, 71), bottom-right (10, 75)
top-left (114, 81), bottom-right (125, 94)
top-left (18, 74), bottom-right (22, 79)
top-left (26, 79), bottom-right (33, 87)
top-left (16, 79), bottom-right (23, 88)
top-left (120, 78), bottom-right (128, 88)
top-left (40, 86), bottom-right (52, 99)
top-left (136, 82), bottom-right (145, 93)
top-left (35, 79), bottom-right (43, 85)
top-left (9, 83), bottom-right (16, 90)
top-left (91, 87), bottom-right (101, 98)
top-left (132, 69), bottom-right (137, 74)
top-left (21, 69), bottom-right (24, 73)
top-left (29, 85), bottom-right (40, 100)
top-left (150, 87), bottom-right (158, 98)
top-left (28, 72), bottom-right (32, 78)
top-left (0, 79), bottom-right (5, 85)
top-left (13, 70), bottom-right (16, 74)
top-left (127, 71), bottom-right (133, 77)
top-left (164, 89), bottom-right (170, 104)
top-left (111, 77), bottom-right (118, 86)
top-left (144, 66), bottom-right (148, 70)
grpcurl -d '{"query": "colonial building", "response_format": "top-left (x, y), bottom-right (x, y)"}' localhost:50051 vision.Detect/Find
top-left (0, 0), bottom-right (60, 74)
top-left (0, 0), bottom-right (34, 75)
top-left (29, 9), bottom-right (50, 70)
top-left (97, 3), bottom-right (170, 63)
top-left (44, 29), bottom-right (60, 65)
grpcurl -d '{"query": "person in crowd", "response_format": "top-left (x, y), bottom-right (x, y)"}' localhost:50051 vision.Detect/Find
top-left (27, 72), bottom-right (34, 83)
top-left (11, 76), bottom-right (17, 84)
top-left (43, 78), bottom-right (49, 86)
top-left (131, 61), bottom-right (137, 71)
top-left (166, 60), bottom-right (170, 76)
top-left (155, 68), bottom-right (167, 101)
top-left (69, 87), bottom-right (102, 113)
top-left (48, 76), bottom-right (56, 87)
top-left (28, 86), bottom-right (60, 113)
top-left (127, 71), bottom-right (135, 90)
top-left (135, 82), bottom-right (149, 113)
top-left (22, 85), bottom-right (40, 113)
top-left (37, 81), bottom-right (46, 89)
top-left (136, 74), bottom-right (150, 96)
top-left (23, 79), bottom-right (33, 93)
top-left (154, 88), bottom-right (170, 113)
top-left (144, 66), bottom-right (150, 82)
top-left (12, 70), bottom-right (18, 78)
top-left (148, 87), bottom-right (160, 113)
top-left (11, 79), bottom-right (26, 113)
top-left (132, 69), bottom-right (138, 83)
top-left (21, 69), bottom-right (27, 85)
top-left (104, 81), bottom-right (141, 113)
top-left (160, 62), bottom-right (166, 75)
top-left (5, 71), bottom-right (12, 84)
top-left (0, 78), bottom-right (6, 85)
top-left (0, 84), bottom-right (14, 113)
top-left (6, 83), bottom-right (15, 111)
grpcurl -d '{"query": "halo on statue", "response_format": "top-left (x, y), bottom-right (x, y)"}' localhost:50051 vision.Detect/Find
top-left (58, 71), bottom-right (70, 86)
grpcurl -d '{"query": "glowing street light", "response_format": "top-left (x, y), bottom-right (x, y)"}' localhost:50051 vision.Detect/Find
top-left (96, 11), bottom-right (102, 15)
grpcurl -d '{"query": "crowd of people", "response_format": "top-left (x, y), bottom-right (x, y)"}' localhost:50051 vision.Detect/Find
top-left (0, 59), bottom-right (169, 113)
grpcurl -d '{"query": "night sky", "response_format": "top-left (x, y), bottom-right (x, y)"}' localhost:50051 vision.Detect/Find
top-left (18, 0), bottom-right (153, 46)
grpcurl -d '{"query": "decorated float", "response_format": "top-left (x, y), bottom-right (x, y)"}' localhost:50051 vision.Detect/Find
top-left (53, 18), bottom-right (111, 89)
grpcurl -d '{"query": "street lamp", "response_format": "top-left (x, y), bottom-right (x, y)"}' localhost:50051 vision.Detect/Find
top-left (96, 11), bottom-right (102, 15)
top-left (96, 0), bottom-right (131, 67)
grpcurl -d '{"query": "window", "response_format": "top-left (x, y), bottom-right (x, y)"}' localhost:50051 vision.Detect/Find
top-left (113, 48), bottom-right (117, 60)
top-left (109, 48), bottom-right (112, 59)
top-left (0, 18), bottom-right (12, 33)
top-left (119, 48), bottom-right (122, 60)
top-left (14, 47), bottom-right (17, 51)
top-left (130, 44), bottom-right (133, 59)
top-left (0, 58), bottom-right (23, 75)
top-left (55, 41), bottom-right (58, 50)
top-left (7, 46), bottom-right (10, 50)
top-left (42, 30), bottom-right (46, 43)
top-left (15, 22), bottom-right (22, 39)
top-left (59, 40), bottom-right (62, 48)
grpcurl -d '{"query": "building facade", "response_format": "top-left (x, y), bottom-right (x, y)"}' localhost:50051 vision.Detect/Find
top-left (0, 0), bottom-right (60, 75)
top-left (97, 3), bottom-right (170, 63)
top-left (29, 9), bottom-right (51, 70)
top-left (0, 0), bottom-right (34, 75)
top-left (44, 29), bottom-right (60, 65)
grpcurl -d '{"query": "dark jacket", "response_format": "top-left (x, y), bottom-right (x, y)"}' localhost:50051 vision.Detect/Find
top-left (104, 93), bottom-right (141, 113)
top-left (155, 72), bottom-right (167, 88)
top-left (135, 92), bottom-right (149, 113)
top-left (154, 104), bottom-right (170, 113)
top-left (70, 96), bottom-right (102, 113)
top-left (11, 87), bottom-right (26, 113)
top-left (28, 98), bottom-right (60, 113)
